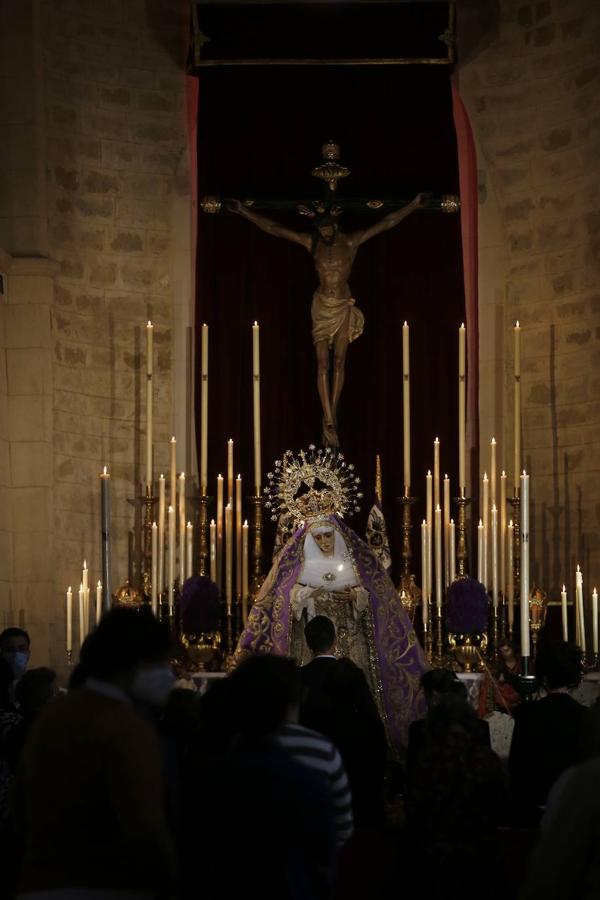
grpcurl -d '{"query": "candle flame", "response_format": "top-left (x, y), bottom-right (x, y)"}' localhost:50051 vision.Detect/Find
top-left (427, 470), bottom-right (431, 477)
top-left (180, 472), bottom-right (185, 479)
top-left (501, 470), bottom-right (506, 476)
top-left (522, 469), bottom-right (527, 476)
top-left (228, 438), bottom-right (233, 444)
top-left (147, 320), bottom-right (152, 327)
top-left (68, 586), bottom-right (71, 592)
top-left (160, 473), bottom-right (164, 479)
top-left (491, 437), bottom-right (496, 444)
top-left (202, 322), bottom-right (207, 327)
top-left (460, 322), bottom-right (465, 329)
top-left (243, 519), bottom-right (248, 526)
top-left (171, 436), bottom-right (176, 443)
top-left (152, 521), bottom-right (157, 527)
top-left (97, 580), bottom-right (101, 588)
top-left (436, 504), bottom-right (441, 511)
top-left (237, 474), bottom-right (241, 480)
top-left (210, 519), bottom-right (215, 525)
top-left (168, 505), bottom-right (173, 512)
top-left (79, 583), bottom-right (83, 591)
top-left (509, 519), bottom-right (513, 527)
top-left (444, 473), bottom-right (449, 479)
top-left (83, 559), bottom-right (87, 569)
top-left (434, 437), bottom-right (439, 443)
top-left (577, 564), bottom-right (581, 572)
top-left (492, 504), bottom-right (497, 511)
top-left (102, 466), bottom-right (107, 475)
top-left (253, 321), bottom-right (258, 327)
top-left (450, 519), bottom-right (454, 525)
top-left (515, 320), bottom-right (520, 328)
top-left (563, 585), bottom-right (566, 592)
top-left (479, 519), bottom-right (483, 526)
top-left (217, 473), bottom-right (223, 480)
top-left (187, 521), bottom-right (192, 527)
top-left (403, 320), bottom-right (408, 327)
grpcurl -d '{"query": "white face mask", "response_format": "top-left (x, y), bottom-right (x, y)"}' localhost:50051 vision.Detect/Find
top-left (130, 665), bottom-right (175, 707)
top-left (3, 650), bottom-right (29, 679)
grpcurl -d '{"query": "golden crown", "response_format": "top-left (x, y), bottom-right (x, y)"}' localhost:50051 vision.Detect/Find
top-left (264, 446), bottom-right (363, 527)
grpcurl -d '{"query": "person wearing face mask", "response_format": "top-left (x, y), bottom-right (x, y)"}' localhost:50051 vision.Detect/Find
top-left (0, 628), bottom-right (31, 708)
top-left (12, 607), bottom-right (177, 900)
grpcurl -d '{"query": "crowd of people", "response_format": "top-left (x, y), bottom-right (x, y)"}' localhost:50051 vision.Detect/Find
top-left (0, 612), bottom-right (597, 900)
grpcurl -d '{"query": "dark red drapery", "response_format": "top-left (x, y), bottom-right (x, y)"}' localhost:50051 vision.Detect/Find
top-left (195, 65), bottom-right (466, 573)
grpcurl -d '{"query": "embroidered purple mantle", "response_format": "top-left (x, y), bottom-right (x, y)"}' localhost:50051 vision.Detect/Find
top-left (236, 515), bottom-right (428, 749)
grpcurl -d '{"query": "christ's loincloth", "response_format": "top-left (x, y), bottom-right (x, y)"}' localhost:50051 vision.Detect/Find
top-left (311, 292), bottom-right (365, 348)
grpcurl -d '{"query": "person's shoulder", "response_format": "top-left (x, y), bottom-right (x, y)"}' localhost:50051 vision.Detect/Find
top-left (278, 722), bottom-right (336, 751)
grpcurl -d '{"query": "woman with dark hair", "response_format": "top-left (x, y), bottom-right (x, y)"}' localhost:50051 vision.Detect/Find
top-left (509, 641), bottom-right (585, 822)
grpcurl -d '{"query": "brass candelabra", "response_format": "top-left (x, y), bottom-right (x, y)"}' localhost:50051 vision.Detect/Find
top-left (197, 493), bottom-right (210, 577)
top-left (249, 494), bottom-right (266, 597)
top-left (399, 494), bottom-right (416, 578)
top-left (454, 494), bottom-right (471, 577)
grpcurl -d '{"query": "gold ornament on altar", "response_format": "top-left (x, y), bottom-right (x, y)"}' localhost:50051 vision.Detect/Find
top-left (200, 195), bottom-right (222, 214)
top-left (311, 141), bottom-right (350, 192)
top-left (264, 446), bottom-right (363, 529)
top-left (440, 194), bottom-right (461, 214)
top-left (112, 579), bottom-right (143, 608)
top-left (529, 585), bottom-right (549, 655)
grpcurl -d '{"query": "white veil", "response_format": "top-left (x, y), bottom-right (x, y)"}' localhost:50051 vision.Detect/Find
top-left (298, 525), bottom-right (359, 590)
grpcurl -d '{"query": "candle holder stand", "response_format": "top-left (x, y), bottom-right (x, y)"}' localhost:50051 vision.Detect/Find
top-left (226, 607), bottom-right (234, 656)
top-left (250, 495), bottom-right (266, 597)
top-left (422, 598), bottom-right (433, 662)
top-left (491, 607), bottom-right (500, 658)
top-left (398, 495), bottom-right (416, 578)
top-left (198, 493), bottom-right (211, 577)
top-left (433, 610), bottom-right (445, 664)
top-left (127, 487), bottom-right (157, 601)
top-left (454, 495), bottom-right (472, 577)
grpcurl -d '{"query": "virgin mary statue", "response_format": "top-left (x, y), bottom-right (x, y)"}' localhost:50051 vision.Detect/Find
top-left (235, 448), bottom-right (428, 750)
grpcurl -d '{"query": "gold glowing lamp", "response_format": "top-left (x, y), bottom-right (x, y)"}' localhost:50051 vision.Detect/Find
top-left (311, 141), bottom-right (350, 192)
top-left (112, 579), bottom-right (144, 609)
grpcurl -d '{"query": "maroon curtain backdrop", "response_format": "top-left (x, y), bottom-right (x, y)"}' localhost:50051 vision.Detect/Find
top-left (196, 65), bottom-right (465, 575)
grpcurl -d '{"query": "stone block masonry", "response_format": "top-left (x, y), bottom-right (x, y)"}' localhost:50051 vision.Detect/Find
top-left (0, 0), bottom-right (192, 670)
top-left (459, 0), bottom-right (600, 602)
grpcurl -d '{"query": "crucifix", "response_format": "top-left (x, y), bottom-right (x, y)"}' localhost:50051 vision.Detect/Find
top-left (202, 141), bottom-right (460, 449)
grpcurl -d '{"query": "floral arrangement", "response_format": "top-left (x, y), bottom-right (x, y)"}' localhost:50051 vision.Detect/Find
top-left (446, 577), bottom-right (489, 634)
top-left (180, 576), bottom-right (221, 636)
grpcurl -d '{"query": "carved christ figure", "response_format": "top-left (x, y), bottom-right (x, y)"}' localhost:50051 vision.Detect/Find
top-left (228, 193), bottom-right (425, 448)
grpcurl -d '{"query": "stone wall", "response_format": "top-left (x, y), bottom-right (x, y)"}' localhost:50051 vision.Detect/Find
top-left (0, 0), bottom-right (193, 669)
top-left (458, 0), bottom-right (600, 596)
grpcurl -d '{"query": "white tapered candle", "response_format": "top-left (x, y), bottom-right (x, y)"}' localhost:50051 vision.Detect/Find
top-left (561, 585), bottom-right (568, 642)
top-left (520, 471), bottom-right (530, 658)
top-left (146, 321), bottom-right (153, 490)
top-left (402, 322), bottom-right (411, 495)
top-left (167, 505), bottom-right (175, 616)
top-left (178, 472), bottom-right (186, 585)
top-left (66, 587), bottom-right (72, 654)
top-left (151, 522), bottom-right (158, 615)
top-left (449, 520), bottom-right (456, 584)
top-left (200, 323), bottom-right (208, 493)
top-left (158, 474), bottom-right (165, 592)
top-left (434, 504), bottom-right (442, 614)
top-left (186, 522), bottom-right (193, 580)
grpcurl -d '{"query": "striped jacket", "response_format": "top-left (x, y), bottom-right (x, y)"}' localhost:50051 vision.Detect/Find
top-left (275, 721), bottom-right (354, 844)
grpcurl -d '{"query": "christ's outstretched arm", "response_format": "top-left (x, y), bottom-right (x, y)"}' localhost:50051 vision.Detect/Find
top-left (351, 193), bottom-right (426, 247)
top-left (228, 199), bottom-right (311, 249)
